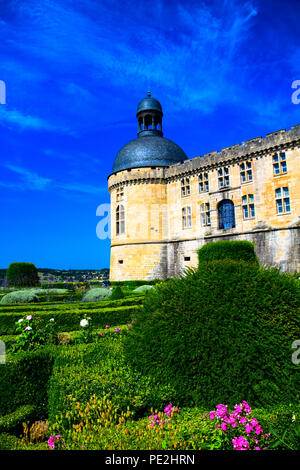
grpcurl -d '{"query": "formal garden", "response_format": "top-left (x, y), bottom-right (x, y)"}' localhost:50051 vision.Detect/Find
top-left (0, 241), bottom-right (299, 451)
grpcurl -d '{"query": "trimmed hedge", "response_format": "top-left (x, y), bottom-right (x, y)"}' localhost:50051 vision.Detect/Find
top-left (124, 260), bottom-right (300, 409)
top-left (110, 280), bottom-right (161, 287)
top-left (197, 240), bottom-right (259, 267)
top-left (48, 341), bottom-right (175, 425)
top-left (133, 285), bottom-right (154, 293)
top-left (0, 405), bottom-right (36, 434)
top-left (109, 286), bottom-right (125, 301)
top-left (0, 433), bottom-right (18, 450)
top-left (82, 288), bottom-right (111, 302)
top-left (0, 295), bottom-right (143, 313)
top-left (0, 347), bottom-right (55, 417)
top-left (0, 304), bottom-right (141, 334)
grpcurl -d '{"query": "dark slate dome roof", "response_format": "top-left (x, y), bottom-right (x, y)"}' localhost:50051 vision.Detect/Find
top-left (111, 135), bottom-right (188, 174)
top-left (137, 96), bottom-right (162, 114)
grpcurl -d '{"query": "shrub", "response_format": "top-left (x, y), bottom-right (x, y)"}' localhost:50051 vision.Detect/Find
top-left (133, 285), bottom-right (154, 293)
top-left (0, 347), bottom-right (55, 417)
top-left (0, 405), bottom-right (36, 434)
top-left (0, 304), bottom-right (141, 335)
top-left (0, 290), bottom-right (39, 304)
top-left (0, 433), bottom-right (18, 450)
top-left (109, 286), bottom-right (125, 300)
top-left (48, 341), bottom-right (175, 425)
top-left (82, 288), bottom-right (111, 302)
top-left (124, 260), bottom-right (300, 409)
top-left (6, 262), bottom-right (39, 287)
top-left (197, 240), bottom-right (259, 267)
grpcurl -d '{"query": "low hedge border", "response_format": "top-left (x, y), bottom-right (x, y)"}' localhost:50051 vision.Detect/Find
top-left (0, 295), bottom-right (144, 313)
top-left (0, 347), bottom-right (56, 417)
top-left (0, 405), bottom-right (36, 434)
top-left (0, 305), bottom-right (141, 334)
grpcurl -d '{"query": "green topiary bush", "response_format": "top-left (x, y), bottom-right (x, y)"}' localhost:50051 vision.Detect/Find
top-left (0, 347), bottom-right (55, 417)
top-left (6, 262), bottom-right (39, 287)
top-left (197, 240), bottom-right (259, 267)
top-left (0, 405), bottom-right (36, 434)
top-left (109, 286), bottom-right (125, 301)
top-left (133, 285), bottom-right (154, 293)
top-left (0, 290), bottom-right (39, 304)
top-left (124, 260), bottom-right (300, 409)
top-left (82, 288), bottom-right (111, 302)
top-left (48, 341), bottom-right (175, 425)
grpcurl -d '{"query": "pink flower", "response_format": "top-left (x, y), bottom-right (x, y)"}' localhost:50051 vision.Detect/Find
top-left (221, 423), bottom-right (228, 431)
top-left (255, 425), bottom-right (263, 435)
top-left (105, 325), bottom-right (110, 329)
top-left (245, 424), bottom-right (253, 434)
top-left (251, 418), bottom-right (258, 427)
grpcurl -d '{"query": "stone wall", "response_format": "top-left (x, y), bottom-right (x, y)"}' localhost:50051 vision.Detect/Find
top-left (107, 125), bottom-right (300, 280)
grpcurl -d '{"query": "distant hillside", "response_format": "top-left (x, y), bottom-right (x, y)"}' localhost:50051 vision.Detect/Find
top-left (0, 268), bottom-right (109, 285)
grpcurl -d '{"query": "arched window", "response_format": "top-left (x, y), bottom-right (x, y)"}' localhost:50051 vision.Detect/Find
top-left (116, 205), bottom-right (125, 235)
top-left (218, 200), bottom-right (235, 229)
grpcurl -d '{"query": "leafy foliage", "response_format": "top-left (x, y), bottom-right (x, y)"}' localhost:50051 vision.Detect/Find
top-left (133, 285), bottom-right (154, 293)
top-left (124, 260), bottom-right (300, 408)
top-left (197, 240), bottom-right (259, 267)
top-left (0, 347), bottom-right (55, 417)
top-left (6, 263), bottom-right (39, 287)
top-left (82, 287), bottom-right (112, 302)
top-left (0, 290), bottom-right (39, 304)
top-left (109, 286), bottom-right (125, 300)
top-left (0, 405), bottom-right (36, 434)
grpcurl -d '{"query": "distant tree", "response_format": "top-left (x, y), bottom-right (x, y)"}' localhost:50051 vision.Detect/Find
top-left (6, 262), bottom-right (40, 287)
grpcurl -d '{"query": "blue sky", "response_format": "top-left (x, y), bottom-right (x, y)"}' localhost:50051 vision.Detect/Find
top-left (0, 0), bottom-right (299, 269)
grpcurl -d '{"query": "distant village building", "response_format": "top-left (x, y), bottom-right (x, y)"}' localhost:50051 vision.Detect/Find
top-left (108, 92), bottom-right (300, 281)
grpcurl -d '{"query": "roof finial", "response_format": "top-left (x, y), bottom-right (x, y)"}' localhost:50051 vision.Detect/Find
top-left (147, 88), bottom-right (151, 97)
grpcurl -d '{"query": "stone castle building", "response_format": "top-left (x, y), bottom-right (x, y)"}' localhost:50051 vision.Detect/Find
top-left (108, 92), bottom-right (300, 281)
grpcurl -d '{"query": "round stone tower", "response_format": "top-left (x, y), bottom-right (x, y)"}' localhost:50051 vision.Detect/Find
top-left (108, 92), bottom-right (187, 281)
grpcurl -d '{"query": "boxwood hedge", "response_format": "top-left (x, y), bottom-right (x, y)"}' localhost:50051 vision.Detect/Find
top-left (124, 260), bottom-right (300, 409)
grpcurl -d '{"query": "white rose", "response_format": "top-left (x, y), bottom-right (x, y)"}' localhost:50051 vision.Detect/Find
top-left (49, 318), bottom-right (55, 322)
top-left (80, 319), bottom-right (88, 328)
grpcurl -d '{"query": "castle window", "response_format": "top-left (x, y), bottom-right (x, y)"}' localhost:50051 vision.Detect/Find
top-left (200, 203), bottom-right (211, 226)
top-left (184, 256), bottom-right (191, 261)
top-left (275, 187), bottom-right (290, 214)
top-left (181, 177), bottom-right (190, 197)
top-left (116, 187), bottom-right (124, 202)
top-left (273, 153), bottom-right (287, 176)
top-left (218, 167), bottom-right (230, 188)
top-left (240, 161), bottom-right (253, 183)
top-left (218, 199), bottom-right (235, 229)
top-left (182, 206), bottom-right (192, 228)
top-left (242, 194), bottom-right (255, 219)
top-left (118, 260), bottom-right (123, 264)
top-left (199, 172), bottom-right (209, 192)
top-left (116, 204), bottom-right (125, 234)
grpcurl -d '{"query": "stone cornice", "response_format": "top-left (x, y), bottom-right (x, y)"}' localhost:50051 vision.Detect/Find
top-left (108, 124), bottom-right (300, 190)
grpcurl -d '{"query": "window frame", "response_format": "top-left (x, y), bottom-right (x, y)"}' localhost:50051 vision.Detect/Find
top-left (242, 194), bottom-right (255, 219)
top-left (200, 202), bottom-right (211, 226)
top-left (240, 161), bottom-right (253, 184)
top-left (116, 204), bottom-right (125, 235)
top-left (218, 167), bottom-right (230, 189)
top-left (198, 172), bottom-right (209, 193)
top-left (275, 187), bottom-right (290, 214)
top-left (182, 206), bottom-right (192, 229)
top-left (181, 177), bottom-right (191, 197)
top-left (273, 152), bottom-right (287, 176)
